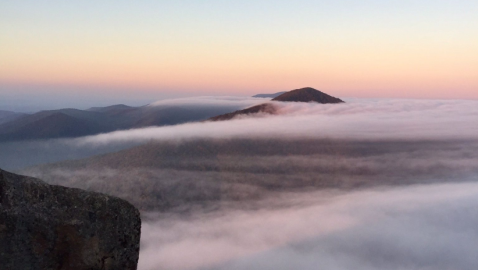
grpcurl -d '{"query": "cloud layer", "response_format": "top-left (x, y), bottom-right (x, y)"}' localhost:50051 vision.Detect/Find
top-left (77, 98), bottom-right (478, 146)
top-left (148, 96), bottom-right (264, 108)
top-left (26, 138), bottom-right (478, 212)
top-left (10, 96), bottom-right (478, 270)
top-left (139, 182), bottom-right (478, 270)
top-left (3, 97), bottom-right (477, 170)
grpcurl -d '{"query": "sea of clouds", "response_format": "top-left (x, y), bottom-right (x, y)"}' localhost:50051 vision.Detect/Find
top-left (3, 96), bottom-right (478, 170)
top-left (2, 95), bottom-right (478, 270)
top-left (142, 96), bottom-right (478, 270)
top-left (77, 97), bottom-right (478, 145)
top-left (85, 96), bottom-right (478, 270)
top-left (139, 182), bottom-right (478, 270)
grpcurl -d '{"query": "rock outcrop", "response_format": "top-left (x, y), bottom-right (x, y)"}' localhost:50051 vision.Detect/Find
top-left (0, 169), bottom-right (141, 270)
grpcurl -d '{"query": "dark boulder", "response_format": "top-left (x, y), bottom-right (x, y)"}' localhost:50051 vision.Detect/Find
top-left (0, 169), bottom-right (141, 270)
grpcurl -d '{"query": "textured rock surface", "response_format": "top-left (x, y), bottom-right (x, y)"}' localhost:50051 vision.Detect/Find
top-left (0, 169), bottom-right (141, 270)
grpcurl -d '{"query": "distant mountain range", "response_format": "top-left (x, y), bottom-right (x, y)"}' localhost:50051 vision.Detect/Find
top-left (0, 110), bottom-right (25, 125)
top-left (211, 87), bottom-right (344, 121)
top-left (0, 87), bottom-right (343, 141)
top-left (0, 104), bottom-right (245, 142)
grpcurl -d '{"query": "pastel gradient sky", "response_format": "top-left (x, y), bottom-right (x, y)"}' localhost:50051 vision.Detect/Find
top-left (1, 1), bottom-right (477, 110)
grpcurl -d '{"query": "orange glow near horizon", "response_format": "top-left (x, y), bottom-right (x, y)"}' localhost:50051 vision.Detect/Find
top-left (1, 1), bottom-right (477, 100)
top-left (1, 45), bottom-right (476, 99)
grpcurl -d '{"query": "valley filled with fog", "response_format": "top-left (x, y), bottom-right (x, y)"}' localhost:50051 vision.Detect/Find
top-left (3, 1), bottom-right (476, 269)
top-left (2, 96), bottom-right (478, 270)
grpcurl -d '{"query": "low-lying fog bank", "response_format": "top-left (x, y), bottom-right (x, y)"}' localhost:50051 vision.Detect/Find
top-left (3, 98), bottom-right (478, 171)
top-left (0, 139), bottom-right (142, 171)
top-left (24, 138), bottom-right (478, 212)
top-left (5, 97), bottom-right (478, 270)
top-left (139, 182), bottom-right (478, 270)
top-left (77, 98), bottom-right (478, 144)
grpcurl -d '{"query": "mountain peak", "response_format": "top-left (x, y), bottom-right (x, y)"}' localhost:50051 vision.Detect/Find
top-left (272, 87), bottom-right (344, 104)
top-left (209, 87), bottom-right (344, 121)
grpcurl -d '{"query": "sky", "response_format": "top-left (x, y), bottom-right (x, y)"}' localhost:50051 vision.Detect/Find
top-left (1, 0), bottom-right (477, 111)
